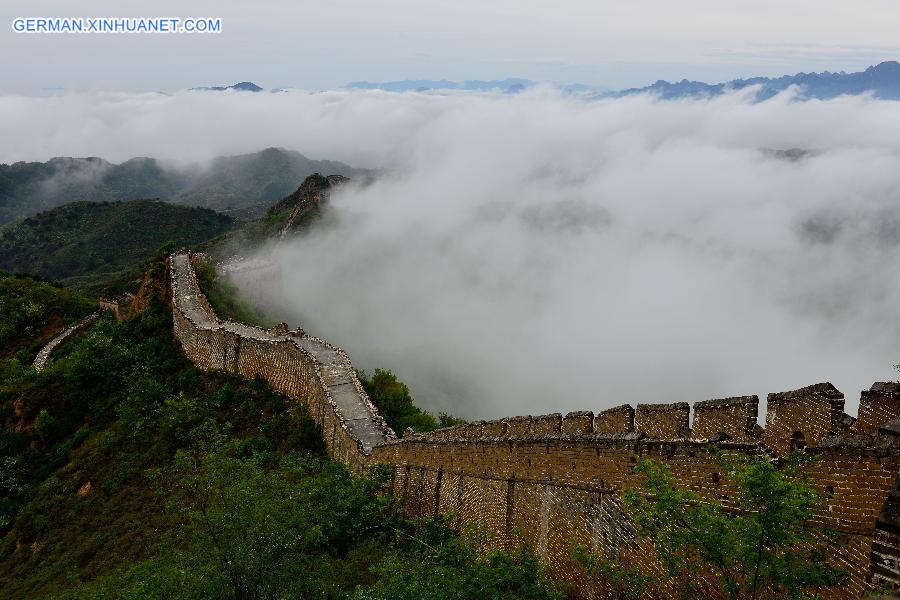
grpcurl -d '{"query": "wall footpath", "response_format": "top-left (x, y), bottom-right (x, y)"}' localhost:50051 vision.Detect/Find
top-left (32, 311), bottom-right (102, 372)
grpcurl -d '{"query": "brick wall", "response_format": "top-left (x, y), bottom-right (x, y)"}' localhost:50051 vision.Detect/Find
top-left (594, 404), bottom-right (635, 433)
top-left (374, 430), bottom-right (900, 597)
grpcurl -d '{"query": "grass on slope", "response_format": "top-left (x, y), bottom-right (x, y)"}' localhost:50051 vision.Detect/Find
top-left (0, 200), bottom-right (233, 294)
top-left (0, 148), bottom-right (365, 226)
top-left (192, 258), bottom-right (274, 327)
top-left (0, 261), bottom-right (560, 600)
top-left (0, 270), bottom-right (96, 361)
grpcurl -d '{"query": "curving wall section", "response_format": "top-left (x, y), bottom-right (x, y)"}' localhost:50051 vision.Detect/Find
top-left (169, 253), bottom-right (394, 468)
top-left (32, 311), bottom-right (102, 372)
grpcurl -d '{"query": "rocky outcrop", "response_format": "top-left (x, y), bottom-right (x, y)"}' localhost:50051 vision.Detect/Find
top-left (268, 173), bottom-right (349, 239)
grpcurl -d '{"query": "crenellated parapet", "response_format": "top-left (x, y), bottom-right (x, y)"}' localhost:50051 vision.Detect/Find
top-left (764, 382), bottom-right (851, 455)
top-left (855, 383), bottom-right (900, 436)
top-left (635, 402), bottom-right (691, 439)
top-left (692, 395), bottom-right (761, 443)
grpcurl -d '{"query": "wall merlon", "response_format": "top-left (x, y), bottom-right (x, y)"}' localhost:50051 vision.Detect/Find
top-left (594, 404), bottom-right (635, 434)
top-left (562, 411), bottom-right (594, 434)
top-left (504, 415), bottom-right (532, 436)
top-left (530, 413), bottom-right (562, 435)
top-left (635, 402), bottom-right (690, 439)
top-left (854, 383), bottom-right (900, 436)
top-left (692, 395), bottom-right (760, 443)
top-left (764, 382), bottom-right (852, 455)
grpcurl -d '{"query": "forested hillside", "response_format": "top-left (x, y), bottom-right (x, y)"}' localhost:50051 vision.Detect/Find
top-left (0, 256), bottom-right (558, 599)
top-left (0, 200), bottom-right (233, 293)
top-left (0, 148), bottom-right (364, 225)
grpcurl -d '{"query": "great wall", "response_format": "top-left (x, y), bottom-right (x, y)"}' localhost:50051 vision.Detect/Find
top-left (29, 247), bottom-right (896, 596)
top-left (159, 250), bottom-right (900, 597)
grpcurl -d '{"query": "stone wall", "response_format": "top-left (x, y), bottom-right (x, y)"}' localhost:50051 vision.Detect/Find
top-left (169, 253), bottom-right (394, 469)
top-left (165, 251), bottom-right (900, 597)
top-left (32, 311), bottom-right (101, 372)
top-left (374, 423), bottom-right (900, 597)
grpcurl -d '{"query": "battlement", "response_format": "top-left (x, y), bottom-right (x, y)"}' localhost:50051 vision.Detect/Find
top-left (692, 395), bottom-right (760, 442)
top-left (595, 404), bottom-right (635, 433)
top-left (855, 382), bottom-right (900, 436)
top-left (408, 386), bottom-right (900, 462)
top-left (635, 402), bottom-right (691, 439)
top-left (765, 382), bottom-right (850, 454)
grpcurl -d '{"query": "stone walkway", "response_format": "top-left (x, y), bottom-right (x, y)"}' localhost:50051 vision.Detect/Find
top-left (171, 253), bottom-right (391, 453)
top-left (33, 311), bottom-right (101, 372)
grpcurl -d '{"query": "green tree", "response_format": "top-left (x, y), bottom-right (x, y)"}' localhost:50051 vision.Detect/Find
top-left (356, 516), bottom-right (563, 600)
top-left (622, 451), bottom-right (847, 600)
top-left (358, 368), bottom-right (465, 436)
top-left (160, 441), bottom-right (397, 600)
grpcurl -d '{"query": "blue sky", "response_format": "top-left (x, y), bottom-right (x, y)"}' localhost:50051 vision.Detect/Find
top-left (2, 0), bottom-right (900, 92)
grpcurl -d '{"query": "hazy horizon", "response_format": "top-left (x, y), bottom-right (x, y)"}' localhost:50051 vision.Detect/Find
top-left (3, 0), bottom-right (900, 93)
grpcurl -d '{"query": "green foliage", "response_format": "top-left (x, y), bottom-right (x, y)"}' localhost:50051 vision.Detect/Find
top-left (571, 542), bottom-right (651, 600)
top-left (192, 259), bottom-right (272, 326)
top-left (0, 268), bottom-right (324, 597)
top-left (358, 517), bottom-right (561, 600)
top-left (0, 200), bottom-right (233, 293)
top-left (0, 261), bottom-right (556, 600)
top-left (0, 149), bottom-right (364, 226)
top-left (0, 271), bottom-right (95, 359)
top-left (151, 448), bottom-right (396, 599)
top-left (357, 368), bottom-right (465, 436)
top-left (622, 451), bottom-right (848, 600)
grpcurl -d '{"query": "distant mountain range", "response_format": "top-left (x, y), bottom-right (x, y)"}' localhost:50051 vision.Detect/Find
top-left (615, 60), bottom-right (900, 100)
top-left (345, 61), bottom-right (900, 100)
top-left (347, 78), bottom-right (537, 93)
top-left (190, 81), bottom-right (263, 92)
top-left (0, 147), bottom-right (365, 226)
top-left (345, 78), bottom-right (602, 94)
top-left (194, 62), bottom-right (900, 100)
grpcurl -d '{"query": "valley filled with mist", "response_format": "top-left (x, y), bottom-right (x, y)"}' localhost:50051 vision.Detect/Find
top-left (4, 86), bottom-right (900, 419)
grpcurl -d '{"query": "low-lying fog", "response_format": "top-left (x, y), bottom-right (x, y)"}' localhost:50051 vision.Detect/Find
top-left (6, 87), bottom-right (900, 419)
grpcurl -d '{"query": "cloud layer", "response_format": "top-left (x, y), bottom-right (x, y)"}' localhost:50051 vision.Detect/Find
top-left (4, 87), bottom-right (900, 419)
top-left (259, 89), bottom-right (900, 420)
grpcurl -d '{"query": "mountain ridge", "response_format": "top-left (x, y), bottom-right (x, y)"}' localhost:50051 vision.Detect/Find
top-left (343, 61), bottom-right (900, 99)
top-left (0, 199), bottom-right (233, 292)
top-left (615, 60), bottom-right (900, 100)
top-left (0, 147), bottom-right (365, 225)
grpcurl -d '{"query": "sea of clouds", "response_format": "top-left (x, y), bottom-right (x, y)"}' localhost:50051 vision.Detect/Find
top-left (4, 86), bottom-right (900, 419)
